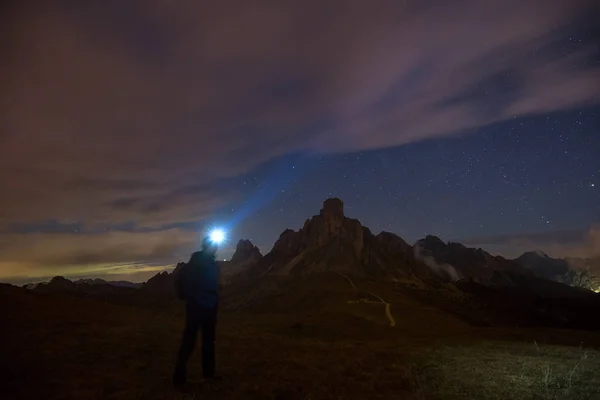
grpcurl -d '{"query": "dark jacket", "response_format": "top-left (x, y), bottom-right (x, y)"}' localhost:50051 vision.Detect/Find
top-left (179, 251), bottom-right (219, 309)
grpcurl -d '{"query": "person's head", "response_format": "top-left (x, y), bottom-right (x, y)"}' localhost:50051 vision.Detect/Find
top-left (201, 236), bottom-right (218, 256)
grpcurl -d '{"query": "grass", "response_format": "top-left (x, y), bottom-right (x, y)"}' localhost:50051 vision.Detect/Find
top-left (412, 341), bottom-right (600, 399)
top-left (2, 276), bottom-right (600, 399)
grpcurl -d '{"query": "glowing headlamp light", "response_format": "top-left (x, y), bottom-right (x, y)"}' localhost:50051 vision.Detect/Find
top-left (209, 228), bottom-right (226, 244)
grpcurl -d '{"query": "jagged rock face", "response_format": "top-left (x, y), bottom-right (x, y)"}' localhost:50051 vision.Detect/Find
top-left (173, 262), bottom-right (186, 274)
top-left (322, 197), bottom-right (343, 219)
top-left (272, 229), bottom-right (305, 256)
top-left (230, 239), bottom-right (262, 264)
top-left (417, 235), bottom-right (447, 254)
top-left (140, 262), bottom-right (191, 296)
top-left (269, 199), bottom-right (365, 265)
top-left (319, 197), bottom-right (345, 237)
top-left (376, 231), bottom-right (412, 255)
top-left (301, 198), bottom-right (364, 257)
top-left (221, 240), bottom-right (263, 283)
top-left (371, 231), bottom-right (432, 280)
top-left (259, 198), bottom-right (366, 276)
top-left (142, 271), bottom-right (174, 295)
top-left (415, 236), bottom-right (531, 285)
top-left (247, 198), bottom-right (423, 280)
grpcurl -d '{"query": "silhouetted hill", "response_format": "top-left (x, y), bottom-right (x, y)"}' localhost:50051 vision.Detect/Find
top-left (75, 278), bottom-right (142, 289)
top-left (5, 278), bottom-right (600, 400)
top-left (515, 251), bottom-right (570, 279)
top-left (456, 276), bottom-right (600, 330)
top-left (141, 270), bottom-right (174, 295)
top-left (33, 276), bottom-right (138, 299)
top-left (25, 277), bottom-right (142, 290)
top-left (405, 236), bottom-right (600, 328)
top-left (514, 252), bottom-right (600, 292)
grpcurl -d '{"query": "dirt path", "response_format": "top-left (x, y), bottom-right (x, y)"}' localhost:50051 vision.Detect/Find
top-left (338, 273), bottom-right (356, 289)
top-left (366, 292), bottom-right (396, 327)
top-left (336, 273), bottom-right (396, 327)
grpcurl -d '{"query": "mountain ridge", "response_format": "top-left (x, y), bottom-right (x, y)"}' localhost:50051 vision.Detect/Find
top-left (514, 251), bottom-right (600, 292)
top-left (24, 198), bottom-right (599, 297)
top-left (235, 198), bottom-right (433, 283)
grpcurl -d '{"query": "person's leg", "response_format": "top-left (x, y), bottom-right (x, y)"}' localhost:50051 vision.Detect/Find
top-left (200, 308), bottom-right (217, 378)
top-left (173, 308), bottom-right (199, 385)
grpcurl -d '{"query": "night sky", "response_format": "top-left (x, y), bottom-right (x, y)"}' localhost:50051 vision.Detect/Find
top-left (1, 1), bottom-right (599, 283)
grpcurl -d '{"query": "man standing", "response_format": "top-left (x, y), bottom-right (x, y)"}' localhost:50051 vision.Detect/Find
top-left (173, 236), bottom-right (220, 387)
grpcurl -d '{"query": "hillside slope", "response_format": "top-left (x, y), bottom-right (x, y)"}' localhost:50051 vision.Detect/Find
top-left (3, 277), bottom-right (600, 400)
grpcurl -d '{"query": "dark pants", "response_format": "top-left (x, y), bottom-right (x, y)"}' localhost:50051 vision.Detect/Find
top-left (174, 305), bottom-right (217, 382)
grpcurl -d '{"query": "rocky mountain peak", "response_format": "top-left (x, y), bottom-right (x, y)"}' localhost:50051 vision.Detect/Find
top-left (173, 262), bottom-right (186, 274)
top-left (50, 276), bottom-right (70, 284)
top-left (376, 231), bottom-right (412, 254)
top-left (533, 250), bottom-right (549, 258)
top-left (247, 198), bottom-right (428, 279)
top-left (142, 270), bottom-right (173, 296)
top-left (47, 276), bottom-right (75, 290)
top-left (230, 239), bottom-right (262, 264)
top-left (418, 235), bottom-right (446, 249)
top-left (271, 199), bottom-right (362, 257)
top-left (305, 198), bottom-right (363, 254)
top-left (320, 198), bottom-right (345, 235)
top-left (272, 229), bottom-right (303, 256)
top-left (320, 197), bottom-right (344, 220)
top-left (518, 250), bottom-right (550, 260)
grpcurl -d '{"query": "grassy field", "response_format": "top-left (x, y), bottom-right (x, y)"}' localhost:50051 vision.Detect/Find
top-left (414, 341), bottom-right (600, 400)
top-left (2, 276), bottom-right (600, 399)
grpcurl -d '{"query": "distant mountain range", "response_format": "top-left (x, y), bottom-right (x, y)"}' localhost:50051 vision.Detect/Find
top-left (514, 251), bottom-right (600, 292)
top-left (19, 198), bottom-right (599, 329)
top-left (24, 277), bottom-right (143, 291)
top-left (24, 198), bottom-right (599, 295)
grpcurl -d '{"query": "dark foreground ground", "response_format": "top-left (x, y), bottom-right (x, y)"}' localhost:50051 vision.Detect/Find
top-left (2, 276), bottom-right (600, 400)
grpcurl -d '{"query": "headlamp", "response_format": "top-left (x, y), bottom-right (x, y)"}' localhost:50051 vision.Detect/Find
top-left (209, 228), bottom-right (226, 244)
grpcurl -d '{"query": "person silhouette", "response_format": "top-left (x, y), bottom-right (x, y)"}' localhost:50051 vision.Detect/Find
top-left (173, 236), bottom-right (221, 387)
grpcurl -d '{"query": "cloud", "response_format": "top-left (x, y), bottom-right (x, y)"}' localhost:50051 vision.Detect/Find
top-left (463, 225), bottom-right (600, 259)
top-left (1, 0), bottom-right (599, 280)
top-left (2, 0), bottom-right (599, 228)
top-left (0, 228), bottom-right (198, 281)
top-left (413, 243), bottom-right (462, 282)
